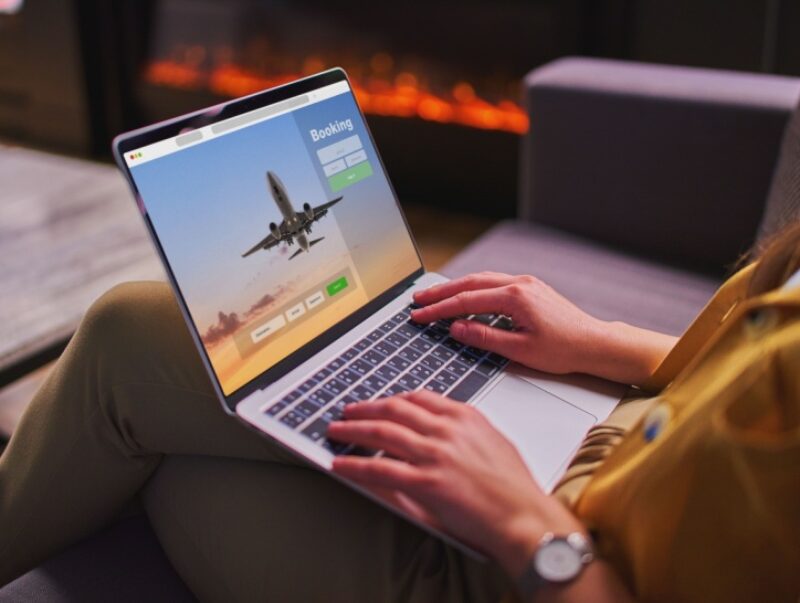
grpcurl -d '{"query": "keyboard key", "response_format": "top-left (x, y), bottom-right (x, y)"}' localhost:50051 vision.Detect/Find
top-left (392, 311), bottom-right (408, 322)
top-left (421, 329), bottom-right (445, 342)
top-left (443, 338), bottom-right (463, 352)
top-left (340, 394), bottom-right (359, 406)
top-left (280, 410), bottom-right (306, 429)
top-left (409, 364), bottom-right (433, 380)
top-left (312, 367), bottom-right (333, 382)
top-left (322, 378), bottom-right (348, 396)
top-left (487, 352), bottom-right (509, 366)
top-left (364, 350), bottom-right (386, 365)
top-left (265, 400), bottom-right (289, 416)
top-left (301, 419), bottom-right (329, 442)
top-left (386, 332), bottom-right (408, 347)
top-left (367, 329), bottom-right (383, 342)
top-left (397, 374), bottom-right (423, 390)
top-left (379, 320), bottom-right (395, 332)
top-left (354, 338), bottom-right (371, 351)
top-left (296, 399), bottom-right (322, 417)
top-left (342, 347), bottom-right (359, 361)
top-left (322, 439), bottom-right (350, 455)
top-left (373, 341), bottom-right (398, 357)
top-left (409, 338), bottom-right (433, 353)
top-left (309, 388), bottom-right (335, 405)
top-left (284, 390), bottom-right (302, 403)
top-left (336, 368), bottom-right (360, 386)
top-left (424, 380), bottom-right (449, 394)
top-left (398, 347), bottom-right (423, 362)
top-left (347, 446), bottom-right (377, 457)
top-left (430, 346), bottom-right (455, 362)
top-left (464, 346), bottom-right (487, 359)
top-left (383, 383), bottom-right (407, 396)
top-left (298, 378), bottom-right (318, 393)
top-left (397, 323), bottom-right (423, 338)
top-left (445, 359), bottom-right (469, 376)
top-left (363, 374), bottom-right (388, 392)
top-left (494, 316), bottom-right (514, 331)
top-left (472, 313), bottom-right (495, 325)
top-left (457, 351), bottom-right (480, 366)
top-left (448, 371), bottom-right (490, 402)
top-left (351, 358), bottom-right (373, 375)
top-left (323, 402), bottom-right (346, 422)
top-left (375, 364), bottom-right (400, 381)
top-left (328, 357), bottom-right (346, 371)
top-left (434, 369), bottom-right (458, 386)
top-left (430, 323), bottom-right (450, 336)
top-left (351, 384), bottom-right (375, 400)
top-left (419, 354), bottom-right (444, 370)
top-left (475, 359), bottom-right (502, 378)
top-left (387, 355), bottom-right (411, 371)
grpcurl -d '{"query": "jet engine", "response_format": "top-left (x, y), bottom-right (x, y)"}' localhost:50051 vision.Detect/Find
top-left (303, 203), bottom-right (314, 221)
top-left (269, 222), bottom-right (280, 239)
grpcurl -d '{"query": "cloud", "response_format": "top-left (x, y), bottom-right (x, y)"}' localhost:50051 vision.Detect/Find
top-left (201, 311), bottom-right (242, 346)
top-left (245, 293), bottom-right (276, 318)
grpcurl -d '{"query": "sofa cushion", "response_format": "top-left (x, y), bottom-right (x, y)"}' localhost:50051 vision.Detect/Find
top-left (441, 221), bottom-right (720, 337)
top-left (758, 99), bottom-right (800, 241)
top-left (0, 515), bottom-right (195, 603)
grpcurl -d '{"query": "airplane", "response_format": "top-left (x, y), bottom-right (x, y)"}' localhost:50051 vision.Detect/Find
top-left (242, 170), bottom-right (343, 260)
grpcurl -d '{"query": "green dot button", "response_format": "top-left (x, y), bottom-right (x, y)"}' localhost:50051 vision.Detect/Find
top-left (326, 276), bottom-right (349, 297)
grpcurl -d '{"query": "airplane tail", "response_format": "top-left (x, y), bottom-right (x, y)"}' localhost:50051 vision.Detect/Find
top-left (288, 238), bottom-right (324, 260)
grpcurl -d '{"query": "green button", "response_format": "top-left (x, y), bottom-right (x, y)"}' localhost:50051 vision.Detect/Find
top-left (328, 160), bottom-right (373, 192)
top-left (326, 276), bottom-right (349, 297)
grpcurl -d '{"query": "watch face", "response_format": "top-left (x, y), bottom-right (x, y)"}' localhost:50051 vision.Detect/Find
top-left (534, 539), bottom-right (583, 582)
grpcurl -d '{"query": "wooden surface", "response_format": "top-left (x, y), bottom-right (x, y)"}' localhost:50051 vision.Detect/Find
top-left (0, 144), bottom-right (166, 380)
top-left (0, 143), bottom-right (493, 438)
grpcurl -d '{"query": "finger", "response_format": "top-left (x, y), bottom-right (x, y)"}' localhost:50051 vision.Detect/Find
top-left (332, 456), bottom-right (427, 494)
top-left (343, 396), bottom-right (442, 435)
top-left (411, 287), bottom-right (515, 324)
top-left (396, 389), bottom-right (463, 416)
top-left (412, 272), bottom-right (514, 306)
top-left (327, 420), bottom-right (436, 462)
top-left (448, 319), bottom-right (527, 358)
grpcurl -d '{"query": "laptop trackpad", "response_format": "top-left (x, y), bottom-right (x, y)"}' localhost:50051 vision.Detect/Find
top-left (476, 375), bottom-right (596, 492)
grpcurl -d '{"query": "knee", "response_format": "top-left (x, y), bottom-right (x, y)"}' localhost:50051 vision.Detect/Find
top-left (77, 281), bottom-right (179, 359)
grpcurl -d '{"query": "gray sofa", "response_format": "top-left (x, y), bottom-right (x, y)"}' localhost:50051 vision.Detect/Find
top-left (2, 57), bottom-right (799, 601)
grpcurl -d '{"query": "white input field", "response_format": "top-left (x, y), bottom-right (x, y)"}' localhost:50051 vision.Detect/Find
top-left (317, 134), bottom-right (363, 165)
top-left (306, 290), bottom-right (325, 310)
top-left (344, 149), bottom-right (367, 167)
top-left (250, 314), bottom-right (287, 344)
top-left (323, 158), bottom-right (347, 176)
top-left (286, 302), bottom-right (306, 322)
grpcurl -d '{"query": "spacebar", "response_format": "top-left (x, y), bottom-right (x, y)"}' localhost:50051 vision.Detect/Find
top-left (448, 371), bottom-right (490, 402)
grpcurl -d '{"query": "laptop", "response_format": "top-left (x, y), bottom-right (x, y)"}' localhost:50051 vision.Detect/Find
top-left (113, 68), bottom-right (625, 558)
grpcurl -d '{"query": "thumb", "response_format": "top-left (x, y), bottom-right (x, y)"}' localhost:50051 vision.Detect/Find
top-left (449, 319), bottom-right (522, 357)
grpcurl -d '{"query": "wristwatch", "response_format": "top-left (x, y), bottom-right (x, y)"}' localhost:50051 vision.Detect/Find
top-left (516, 532), bottom-right (594, 598)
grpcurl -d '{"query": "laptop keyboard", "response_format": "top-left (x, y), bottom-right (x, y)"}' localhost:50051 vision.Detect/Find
top-left (263, 303), bottom-right (511, 455)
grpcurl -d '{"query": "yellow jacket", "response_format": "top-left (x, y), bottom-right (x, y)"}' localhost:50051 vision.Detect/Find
top-left (576, 263), bottom-right (800, 602)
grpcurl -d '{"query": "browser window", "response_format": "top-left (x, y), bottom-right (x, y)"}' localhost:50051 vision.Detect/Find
top-left (126, 81), bottom-right (420, 395)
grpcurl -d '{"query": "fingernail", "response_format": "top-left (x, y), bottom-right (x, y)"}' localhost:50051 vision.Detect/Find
top-left (450, 320), bottom-right (466, 337)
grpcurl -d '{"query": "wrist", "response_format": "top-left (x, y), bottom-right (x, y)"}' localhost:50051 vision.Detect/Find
top-left (493, 504), bottom-right (586, 579)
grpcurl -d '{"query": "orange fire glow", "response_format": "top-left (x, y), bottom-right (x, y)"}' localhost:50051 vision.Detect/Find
top-left (144, 59), bottom-right (529, 135)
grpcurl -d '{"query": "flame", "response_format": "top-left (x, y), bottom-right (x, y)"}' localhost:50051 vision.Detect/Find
top-left (144, 59), bottom-right (528, 134)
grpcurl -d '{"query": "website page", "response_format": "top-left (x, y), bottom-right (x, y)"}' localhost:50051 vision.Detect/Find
top-left (127, 81), bottom-right (421, 395)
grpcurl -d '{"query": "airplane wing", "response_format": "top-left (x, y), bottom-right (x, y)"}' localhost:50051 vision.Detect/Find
top-left (311, 196), bottom-right (343, 216)
top-left (241, 232), bottom-right (280, 258)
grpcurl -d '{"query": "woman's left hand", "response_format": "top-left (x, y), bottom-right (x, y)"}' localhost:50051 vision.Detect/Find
top-left (329, 391), bottom-right (585, 578)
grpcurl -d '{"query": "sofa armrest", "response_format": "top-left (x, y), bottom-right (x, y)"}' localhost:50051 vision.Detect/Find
top-left (519, 57), bottom-right (800, 275)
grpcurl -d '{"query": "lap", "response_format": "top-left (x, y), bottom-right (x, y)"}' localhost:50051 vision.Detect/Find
top-left (143, 455), bottom-right (509, 603)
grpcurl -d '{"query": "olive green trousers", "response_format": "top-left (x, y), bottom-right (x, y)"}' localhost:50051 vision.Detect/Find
top-left (0, 282), bottom-right (508, 602)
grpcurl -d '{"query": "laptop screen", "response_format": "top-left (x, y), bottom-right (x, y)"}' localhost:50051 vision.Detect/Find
top-left (123, 75), bottom-right (421, 396)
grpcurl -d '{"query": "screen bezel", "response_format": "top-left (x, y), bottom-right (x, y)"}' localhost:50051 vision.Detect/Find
top-left (112, 68), bottom-right (425, 411)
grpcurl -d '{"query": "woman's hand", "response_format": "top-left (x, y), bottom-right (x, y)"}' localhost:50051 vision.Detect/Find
top-left (411, 272), bottom-right (677, 386)
top-left (329, 390), bottom-right (584, 578)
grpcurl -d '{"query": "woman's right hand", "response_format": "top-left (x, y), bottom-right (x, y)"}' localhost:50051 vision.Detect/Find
top-left (411, 272), bottom-right (677, 385)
